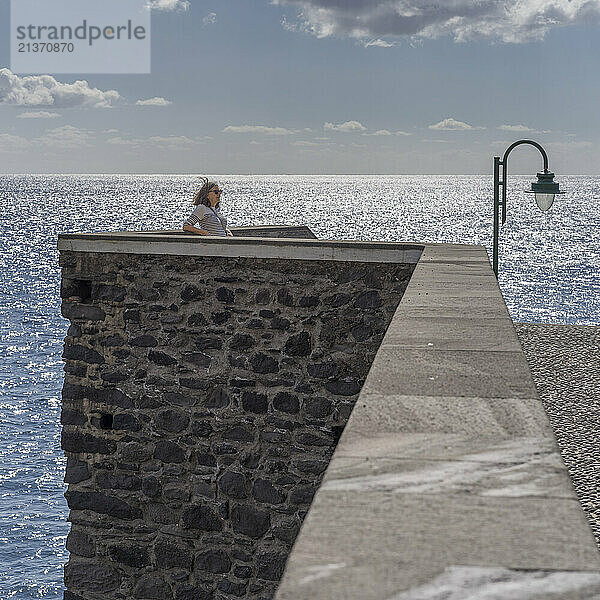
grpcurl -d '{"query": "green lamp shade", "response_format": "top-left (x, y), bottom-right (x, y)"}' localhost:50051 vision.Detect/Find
top-left (525, 171), bottom-right (564, 211)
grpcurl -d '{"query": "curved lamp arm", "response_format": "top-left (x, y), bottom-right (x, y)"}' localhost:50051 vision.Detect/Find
top-left (500, 139), bottom-right (549, 224)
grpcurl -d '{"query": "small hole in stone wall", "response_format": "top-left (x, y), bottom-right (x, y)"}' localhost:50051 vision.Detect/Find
top-left (99, 414), bottom-right (114, 430)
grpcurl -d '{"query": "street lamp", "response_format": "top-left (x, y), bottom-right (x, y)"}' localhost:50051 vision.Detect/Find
top-left (493, 139), bottom-right (564, 276)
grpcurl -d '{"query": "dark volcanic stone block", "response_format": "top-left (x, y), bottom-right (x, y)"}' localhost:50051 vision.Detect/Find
top-left (142, 476), bottom-right (162, 498)
top-left (148, 349), bottom-right (177, 366)
top-left (230, 333), bottom-right (256, 350)
top-left (277, 288), bottom-right (294, 306)
top-left (64, 560), bottom-right (121, 593)
top-left (307, 361), bottom-right (338, 379)
top-left (354, 289), bottom-right (383, 309)
top-left (66, 529), bottom-right (95, 558)
top-left (284, 332), bottom-right (312, 357)
top-left (129, 334), bottom-right (158, 347)
top-left (123, 308), bottom-right (141, 322)
top-left (155, 409), bottom-right (190, 433)
top-left (324, 377), bottom-right (362, 396)
top-left (195, 549), bottom-right (231, 573)
top-left (62, 302), bottom-right (106, 322)
top-left (100, 371), bottom-right (128, 383)
top-left (154, 441), bottom-right (186, 463)
top-left (252, 479), bottom-right (286, 505)
top-left (181, 284), bottom-right (202, 301)
top-left (63, 344), bottom-right (105, 365)
top-left (219, 471), bottom-right (247, 499)
top-left (64, 457), bottom-right (90, 484)
top-left (61, 407), bottom-right (87, 426)
top-left (155, 540), bottom-right (193, 570)
top-left (231, 504), bottom-right (270, 538)
top-left (134, 574), bottom-right (173, 599)
top-left (256, 552), bottom-right (287, 581)
top-left (250, 353), bottom-right (279, 374)
top-left (241, 391), bottom-right (268, 413)
top-left (108, 543), bottom-right (150, 568)
top-left (61, 431), bottom-right (116, 455)
top-left (91, 284), bottom-right (126, 303)
top-left (273, 392), bottom-right (299, 414)
top-left (181, 503), bottom-right (223, 531)
top-left (65, 491), bottom-right (142, 520)
top-left (215, 286), bottom-right (234, 303)
top-left (112, 413), bottom-right (140, 431)
top-left (217, 580), bottom-right (246, 597)
top-left (174, 585), bottom-right (213, 600)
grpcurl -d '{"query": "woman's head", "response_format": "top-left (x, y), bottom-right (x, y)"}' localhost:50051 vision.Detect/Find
top-left (194, 177), bottom-right (222, 208)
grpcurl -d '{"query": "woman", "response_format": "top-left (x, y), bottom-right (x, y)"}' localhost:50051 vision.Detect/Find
top-left (183, 178), bottom-right (233, 237)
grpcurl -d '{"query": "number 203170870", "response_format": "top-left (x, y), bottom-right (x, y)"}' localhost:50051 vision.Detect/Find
top-left (18, 42), bottom-right (75, 53)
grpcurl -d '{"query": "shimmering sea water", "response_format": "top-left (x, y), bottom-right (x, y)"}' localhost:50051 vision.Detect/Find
top-left (1, 174), bottom-right (599, 599)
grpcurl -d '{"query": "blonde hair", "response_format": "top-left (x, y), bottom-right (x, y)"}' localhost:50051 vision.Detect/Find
top-left (193, 177), bottom-right (220, 208)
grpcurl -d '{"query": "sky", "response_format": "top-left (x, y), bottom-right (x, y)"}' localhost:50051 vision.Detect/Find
top-left (0, 0), bottom-right (599, 174)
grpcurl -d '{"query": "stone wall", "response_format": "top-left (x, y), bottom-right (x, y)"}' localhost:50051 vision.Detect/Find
top-left (59, 250), bottom-right (415, 600)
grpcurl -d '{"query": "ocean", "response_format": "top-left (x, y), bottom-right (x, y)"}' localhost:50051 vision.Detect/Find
top-left (1, 174), bottom-right (598, 599)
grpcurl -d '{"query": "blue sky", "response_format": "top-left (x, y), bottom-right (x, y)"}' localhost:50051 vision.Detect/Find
top-left (0, 0), bottom-right (599, 174)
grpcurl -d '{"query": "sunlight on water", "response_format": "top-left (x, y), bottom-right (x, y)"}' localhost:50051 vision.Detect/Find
top-left (0, 174), bottom-right (598, 599)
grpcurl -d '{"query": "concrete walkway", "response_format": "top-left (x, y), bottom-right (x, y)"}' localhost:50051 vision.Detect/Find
top-left (516, 323), bottom-right (600, 549)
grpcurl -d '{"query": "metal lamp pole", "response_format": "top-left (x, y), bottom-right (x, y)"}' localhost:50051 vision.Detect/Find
top-left (493, 139), bottom-right (563, 276)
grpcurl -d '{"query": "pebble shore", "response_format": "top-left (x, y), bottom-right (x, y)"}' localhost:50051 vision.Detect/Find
top-left (516, 323), bottom-right (600, 548)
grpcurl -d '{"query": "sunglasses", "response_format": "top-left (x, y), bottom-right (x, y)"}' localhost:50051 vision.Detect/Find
top-left (211, 188), bottom-right (222, 195)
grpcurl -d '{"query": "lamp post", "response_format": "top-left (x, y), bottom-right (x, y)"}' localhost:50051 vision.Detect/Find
top-left (493, 139), bottom-right (564, 276)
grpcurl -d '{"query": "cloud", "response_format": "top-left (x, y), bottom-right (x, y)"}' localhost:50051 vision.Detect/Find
top-left (292, 140), bottom-right (323, 147)
top-left (273, 0), bottom-right (600, 44)
top-left (0, 133), bottom-right (31, 152)
top-left (136, 97), bottom-right (173, 107)
top-left (16, 111), bottom-right (61, 119)
top-left (107, 135), bottom-right (206, 148)
top-left (0, 69), bottom-right (120, 108)
top-left (363, 129), bottom-right (392, 136)
top-left (498, 124), bottom-right (536, 132)
top-left (38, 125), bottom-right (93, 148)
top-left (363, 39), bottom-right (397, 48)
top-left (223, 125), bottom-right (296, 135)
top-left (146, 0), bottom-right (190, 11)
top-left (203, 12), bottom-right (217, 25)
top-left (395, 130), bottom-right (412, 136)
top-left (429, 118), bottom-right (483, 131)
top-left (324, 120), bottom-right (366, 132)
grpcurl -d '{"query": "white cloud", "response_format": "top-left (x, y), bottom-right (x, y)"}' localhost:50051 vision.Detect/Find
top-left (146, 0), bottom-right (190, 11)
top-left (423, 138), bottom-right (452, 143)
top-left (223, 125), bottom-right (296, 135)
top-left (0, 69), bottom-right (120, 108)
top-left (0, 125), bottom-right (92, 151)
top-left (429, 118), bottom-right (483, 131)
top-left (395, 130), bottom-right (412, 136)
top-left (498, 124), bottom-right (536, 132)
top-left (0, 133), bottom-right (31, 152)
top-left (203, 12), bottom-right (217, 25)
top-left (363, 39), bottom-right (397, 48)
top-left (324, 120), bottom-right (366, 132)
top-left (38, 125), bottom-right (93, 148)
top-left (136, 97), bottom-right (173, 107)
top-left (292, 140), bottom-right (323, 147)
top-left (363, 129), bottom-right (392, 136)
top-left (16, 111), bottom-right (61, 119)
top-left (273, 0), bottom-right (600, 44)
top-left (107, 135), bottom-right (205, 148)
